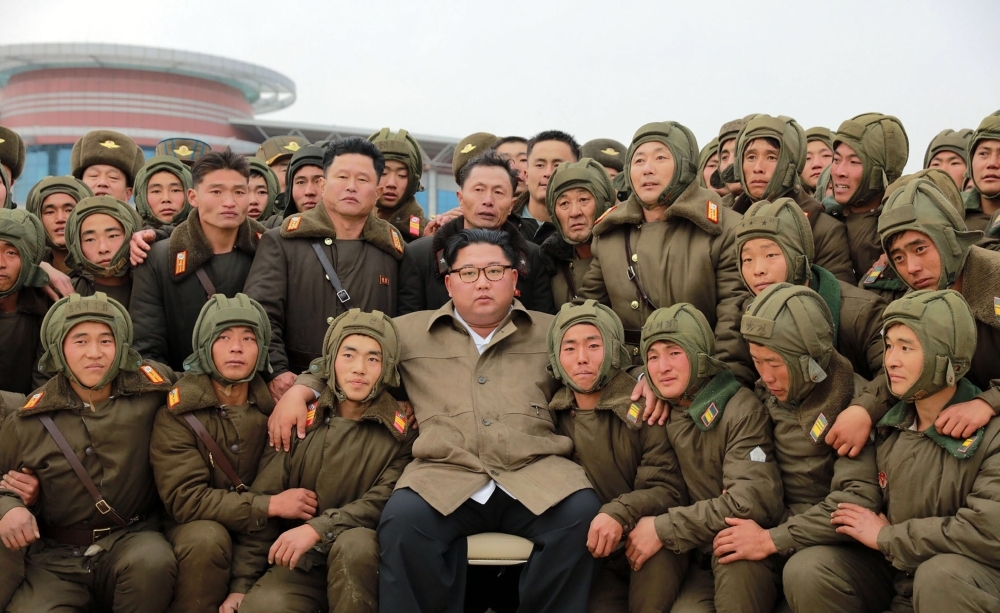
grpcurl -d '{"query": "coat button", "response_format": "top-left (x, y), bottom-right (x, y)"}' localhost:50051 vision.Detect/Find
top-left (324, 416), bottom-right (331, 425)
top-left (631, 254), bottom-right (638, 262)
top-left (72, 549), bottom-right (81, 557)
top-left (326, 532), bottom-right (333, 539)
top-left (630, 300), bottom-right (639, 310)
top-left (490, 470), bottom-right (499, 476)
top-left (632, 347), bottom-right (639, 355)
top-left (230, 444), bottom-right (239, 453)
top-left (219, 409), bottom-right (227, 418)
top-left (477, 376), bottom-right (486, 384)
top-left (482, 419), bottom-right (491, 426)
top-left (84, 446), bottom-right (94, 456)
top-left (327, 316), bottom-right (334, 324)
top-left (324, 238), bottom-right (333, 246)
top-left (570, 410), bottom-right (577, 417)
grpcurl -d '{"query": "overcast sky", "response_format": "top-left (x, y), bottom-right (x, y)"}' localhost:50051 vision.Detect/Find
top-left (5, 0), bottom-right (999, 172)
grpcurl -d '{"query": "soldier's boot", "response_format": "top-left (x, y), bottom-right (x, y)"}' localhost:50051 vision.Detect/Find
top-left (911, 553), bottom-right (1000, 613)
top-left (327, 527), bottom-right (379, 613)
top-left (0, 543), bottom-right (25, 608)
top-left (711, 556), bottom-right (780, 613)
top-left (166, 520), bottom-right (232, 613)
top-left (629, 548), bottom-right (688, 613)
top-left (94, 530), bottom-right (177, 613)
top-left (782, 545), bottom-right (895, 613)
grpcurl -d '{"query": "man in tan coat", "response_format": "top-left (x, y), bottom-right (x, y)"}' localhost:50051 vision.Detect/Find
top-left (578, 121), bottom-right (752, 382)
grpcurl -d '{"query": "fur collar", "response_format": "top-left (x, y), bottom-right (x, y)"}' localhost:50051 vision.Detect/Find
top-left (165, 373), bottom-right (275, 415)
top-left (280, 205), bottom-right (405, 262)
top-left (759, 352), bottom-right (856, 447)
top-left (538, 232), bottom-right (576, 276)
top-left (311, 387), bottom-right (409, 442)
top-left (19, 360), bottom-right (174, 416)
top-left (961, 247), bottom-right (1000, 332)
top-left (168, 210), bottom-right (265, 282)
top-left (548, 370), bottom-right (642, 430)
top-left (593, 182), bottom-right (725, 237)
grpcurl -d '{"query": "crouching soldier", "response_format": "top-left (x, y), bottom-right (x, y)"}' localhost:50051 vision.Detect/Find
top-left (832, 290), bottom-right (1000, 612)
top-left (626, 304), bottom-right (785, 613)
top-left (221, 309), bottom-right (413, 613)
top-left (547, 301), bottom-right (688, 612)
top-left (150, 293), bottom-right (319, 613)
top-left (723, 283), bottom-right (889, 613)
top-left (0, 293), bottom-right (178, 613)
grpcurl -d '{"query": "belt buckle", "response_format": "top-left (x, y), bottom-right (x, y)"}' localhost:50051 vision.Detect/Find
top-left (627, 266), bottom-right (636, 280)
top-left (336, 289), bottom-right (351, 304)
top-left (92, 527), bottom-right (112, 542)
top-left (95, 500), bottom-right (112, 515)
top-left (235, 484), bottom-right (249, 493)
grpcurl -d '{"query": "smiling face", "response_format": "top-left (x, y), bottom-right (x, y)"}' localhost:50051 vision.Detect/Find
top-left (742, 138), bottom-right (780, 200)
top-left (444, 243), bottom-right (517, 327)
top-left (457, 165), bottom-right (515, 229)
top-left (62, 321), bottom-right (116, 389)
top-left (211, 325), bottom-right (259, 382)
top-left (145, 170), bottom-right (185, 223)
top-left (324, 154), bottom-right (382, 221)
top-left (630, 141), bottom-right (675, 207)
top-left (889, 230), bottom-right (942, 290)
top-left (559, 323), bottom-right (604, 392)
top-left (334, 333), bottom-right (383, 402)
top-left (740, 238), bottom-right (789, 295)
top-left (190, 169), bottom-right (249, 231)
top-left (554, 187), bottom-right (597, 243)
top-left (884, 323), bottom-right (923, 397)
top-left (748, 342), bottom-right (790, 401)
top-left (0, 240), bottom-right (22, 293)
top-left (645, 340), bottom-right (691, 399)
top-left (831, 143), bottom-right (865, 205)
top-left (802, 140), bottom-right (834, 189)
top-left (79, 213), bottom-right (125, 268)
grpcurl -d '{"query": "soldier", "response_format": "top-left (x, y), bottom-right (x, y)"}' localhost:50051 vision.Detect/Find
top-left (731, 115), bottom-right (855, 283)
top-left (0, 293), bottom-right (178, 613)
top-left (963, 114), bottom-right (1000, 233)
top-left (134, 155), bottom-right (193, 238)
top-left (64, 195), bottom-right (142, 307)
top-left (831, 289), bottom-right (1000, 612)
top-left (577, 121), bottom-right (752, 383)
top-left (539, 158), bottom-right (614, 306)
top-left (0, 209), bottom-right (51, 395)
top-left (244, 137), bottom-right (404, 400)
top-left (494, 136), bottom-right (529, 196)
top-left (801, 127), bottom-right (834, 197)
top-left (625, 303), bottom-right (784, 613)
top-left (256, 135), bottom-right (310, 192)
top-left (581, 138), bottom-right (627, 181)
top-left (829, 113), bottom-right (909, 279)
top-left (155, 138), bottom-right (212, 168)
top-left (452, 132), bottom-right (497, 184)
top-left (247, 158), bottom-right (279, 222)
top-left (698, 138), bottom-right (729, 199)
top-left (261, 145), bottom-right (326, 230)
top-left (130, 149), bottom-right (265, 373)
top-left (0, 127), bottom-right (25, 209)
top-left (923, 128), bottom-right (972, 191)
top-left (736, 197), bottom-right (886, 381)
top-left (396, 151), bottom-right (555, 315)
top-left (518, 130), bottom-right (580, 245)
top-left (712, 117), bottom-right (749, 207)
top-left (368, 128), bottom-right (430, 242)
top-left (222, 309), bottom-right (412, 613)
top-left (25, 177), bottom-right (93, 274)
top-left (150, 294), bottom-right (315, 613)
top-left (70, 129), bottom-right (145, 202)
top-left (725, 283), bottom-right (889, 613)
top-left (548, 301), bottom-right (688, 612)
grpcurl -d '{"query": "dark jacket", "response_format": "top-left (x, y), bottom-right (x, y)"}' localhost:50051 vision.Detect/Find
top-left (0, 288), bottom-right (50, 394)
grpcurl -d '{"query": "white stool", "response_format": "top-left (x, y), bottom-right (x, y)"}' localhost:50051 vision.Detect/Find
top-left (466, 533), bottom-right (534, 565)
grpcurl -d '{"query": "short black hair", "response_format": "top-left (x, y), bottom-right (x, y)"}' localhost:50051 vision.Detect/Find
top-left (322, 137), bottom-right (385, 178)
top-left (744, 136), bottom-right (781, 152)
top-left (527, 130), bottom-right (581, 161)
top-left (443, 228), bottom-right (518, 271)
top-left (191, 147), bottom-right (250, 187)
top-left (493, 136), bottom-right (528, 149)
top-left (458, 150), bottom-right (519, 192)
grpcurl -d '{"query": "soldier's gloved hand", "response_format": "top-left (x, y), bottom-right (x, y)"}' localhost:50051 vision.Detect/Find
top-left (130, 229), bottom-right (157, 266)
top-left (0, 507), bottom-right (39, 551)
top-left (586, 513), bottom-right (623, 558)
top-left (269, 524), bottom-right (321, 569)
top-left (825, 405), bottom-right (872, 457)
top-left (38, 262), bottom-right (76, 301)
top-left (219, 592), bottom-right (244, 613)
top-left (935, 398), bottom-right (994, 439)
top-left (631, 376), bottom-right (668, 426)
top-left (268, 488), bottom-right (318, 520)
top-left (268, 383), bottom-right (313, 451)
top-left (2, 468), bottom-right (39, 507)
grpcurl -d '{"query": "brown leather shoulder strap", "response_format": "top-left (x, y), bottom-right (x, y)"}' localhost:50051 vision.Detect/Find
top-left (560, 262), bottom-right (578, 301)
top-left (38, 415), bottom-right (127, 527)
top-left (194, 267), bottom-right (217, 298)
top-left (624, 226), bottom-right (657, 311)
top-left (181, 413), bottom-right (248, 493)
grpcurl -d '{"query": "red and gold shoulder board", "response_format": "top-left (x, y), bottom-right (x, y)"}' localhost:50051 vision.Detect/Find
top-left (594, 205), bottom-right (617, 225)
top-left (174, 251), bottom-right (187, 276)
top-left (393, 411), bottom-right (407, 433)
top-left (168, 388), bottom-right (181, 408)
top-left (23, 392), bottom-right (44, 409)
top-left (287, 216), bottom-right (301, 231)
top-left (409, 216), bottom-right (421, 237)
top-left (141, 365), bottom-right (165, 384)
top-left (707, 201), bottom-right (720, 224)
top-left (391, 228), bottom-right (403, 253)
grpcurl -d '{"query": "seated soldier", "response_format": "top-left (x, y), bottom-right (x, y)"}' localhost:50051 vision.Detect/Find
top-left (720, 283), bottom-right (888, 613)
top-left (64, 195), bottom-right (142, 307)
top-left (134, 155), bottom-right (193, 239)
top-left (736, 197), bottom-right (886, 382)
top-left (150, 293), bottom-right (318, 613)
top-left (0, 210), bottom-right (52, 395)
top-left (25, 176), bottom-right (92, 274)
top-left (539, 158), bottom-right (615, 306)
top-left (247, 159), bottom-right (279, 222)
top-left (221, 309), bottom-right (413, 613)
top-left (548, 300), bottom-right (688, 612)
top-left (832, 289), bottom-right (1000, 612)
top-left (626, 303), bottom-right (784, 613)
top-left (0, 293), bottom-right (178, 613)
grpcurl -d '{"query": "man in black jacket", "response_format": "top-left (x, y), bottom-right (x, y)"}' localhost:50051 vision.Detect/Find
top-left (396, 152), bottom-right (556, 315)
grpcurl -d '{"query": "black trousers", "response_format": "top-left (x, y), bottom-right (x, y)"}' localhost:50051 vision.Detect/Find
top-left (377, 486), bottom-right (601, 613)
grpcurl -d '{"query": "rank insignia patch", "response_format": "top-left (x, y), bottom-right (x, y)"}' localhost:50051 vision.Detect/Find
top-left (409, 216), bottom-right (421, 237)
top-left (707, 201), bottom-right (719, 224)
top-left (23, 392), bottom-right (43, 409)
top-left (393, 411), bottom-right (407, 433)
top-left (174, 251), bottom-right (187, 275)
top-left (810, 413), bottom-right (829, 442)
top-left (863, 264), bottom-right (885, 286)
top-left (168, 388), bottom-right (181, 408)
top-left (701, 402), bottom-right (719, 428)
top-left (141, 365), bottom-right (165, 384)
top-left (305, 403), bottom-right (317, 427)
top-left (391, 229), bottom-right (403, 253)
top-left (287, 216), bottom-right (301, 231)
top-left (626, 402), bottom-right (641, 424)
